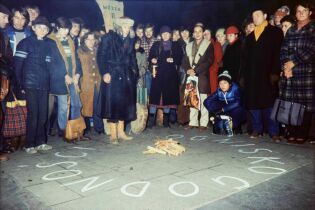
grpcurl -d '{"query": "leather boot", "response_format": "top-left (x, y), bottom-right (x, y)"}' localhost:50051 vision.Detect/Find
top-left (19, 135), bottom-right (26, 150)
top-left (147, 113), bottom-right (156, 129)
top-left (109, 123), bottom-right (118, 144)
top-left (117, 121), bottom-right (133, 141)
top-left (163, 113), bottom-right (170, 128)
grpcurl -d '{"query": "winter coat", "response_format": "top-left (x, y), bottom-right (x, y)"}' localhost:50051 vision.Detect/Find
top-left (78, 47), bottom-right (101, 117)
top-left (204, 82), bottom-right (242, 113)
top-left (6, 26), bottom-right (32, 55)
top-left (279, 22), bottom-right (315, 112)
top-left (14, 36), bottom-right (53, 91)
top-left (222, 39), bottom-right (242, 83)
top-left (209, 39), bottom-right (223, 94)
top-left (148, 41), bottom-right (183, 106)
top-left (240, 24), bottom-right (283, 109)
top-left (97, 31), bottom-right (138, 121)
top-left (182, 39), bottom-right (214, 94)
top-left (48, 34), bottom-right (82, 95)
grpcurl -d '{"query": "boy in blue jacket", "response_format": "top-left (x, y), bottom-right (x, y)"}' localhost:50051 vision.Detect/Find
top-left (14, 16), bottom-right (54, 154)
top-left (204, 71), bottom-right (244, 136)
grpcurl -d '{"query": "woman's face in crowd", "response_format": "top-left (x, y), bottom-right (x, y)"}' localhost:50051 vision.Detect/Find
top-left (27, 8), bottom-right (39, 22)
top-left (161, 32), bottom-right (171, 41)
top-left (136, 28), bottom-right (143, 38)
top-left (219, 80), bottom-right (230, 92)
top-left (13, 11), bottom-right (27, 30)
top-left (84, 34), bottom-right (96, 49)
top-left (145, 27), bottom-right (153, 39)
top-left (32, 24), bottom-right (49, 39)
top-left (296, 5), bottom-right (312, 22)
top-left (58, 27), bottom-right (69, 38)
top-left (121, 25), bottom-right (130, 37)
top-left (193, 26), bottom-right (204, 41)
top-left (216, 34), bottom-right (226, 45)
top-left (252, 10), bottom-right (266, 26)
top-left (226, 33), bottom-right (237, 44)
top-left (172, 30), bottom-right (180, 41)
top-left (180, 30), bottom-right (189, 40)
top-left (203, 30), bottom-right (211, 41)
top-left (281, 21), bottom-right (292, 35)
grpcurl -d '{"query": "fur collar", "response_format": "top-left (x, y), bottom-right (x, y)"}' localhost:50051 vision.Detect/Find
top-left (186, 39), bottom-right (210, 68)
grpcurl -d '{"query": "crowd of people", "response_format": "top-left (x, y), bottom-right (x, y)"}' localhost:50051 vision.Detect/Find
top-left (0, 2), bottom-right (314, 161)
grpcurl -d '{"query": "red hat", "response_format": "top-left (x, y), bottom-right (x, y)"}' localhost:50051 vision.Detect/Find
top-left (226, 26), bottom-right (239, 35)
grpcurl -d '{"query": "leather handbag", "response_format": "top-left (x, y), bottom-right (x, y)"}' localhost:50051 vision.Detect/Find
top-left (65, 97), bottom-right (86, 141)
top-left (271, 78), bottom-right (305, 126)
top-left (271, 99), bottom-right (305, 126)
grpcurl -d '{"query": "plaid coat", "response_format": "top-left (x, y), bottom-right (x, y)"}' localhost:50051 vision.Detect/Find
top-left (280, 22), bottom-right (315, 112)
top-left (140, 37), bottom-right (158, 59)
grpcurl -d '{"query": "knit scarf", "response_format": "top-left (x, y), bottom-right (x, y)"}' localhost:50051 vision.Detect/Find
top-left (254, 20), bottom-right (268, 41)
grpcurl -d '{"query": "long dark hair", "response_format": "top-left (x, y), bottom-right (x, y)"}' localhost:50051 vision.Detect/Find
top-left (11, 7), bottom-right (30, 28)
top-left (80, 32), bottom-right (96, 52)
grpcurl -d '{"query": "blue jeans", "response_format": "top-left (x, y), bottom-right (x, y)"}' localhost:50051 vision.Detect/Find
top-left (57, 84), bottom-right (82, 130)
top-left (149, 106), bottom-right (170, 114)
top-left (91, 88), bottom-right (104, 132)
top-left (145, 70), bottom-right (152, 95)
top-left (249, 108), bottom-right (279, 136)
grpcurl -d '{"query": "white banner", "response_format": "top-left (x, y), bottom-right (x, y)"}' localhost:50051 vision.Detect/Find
top-left (96, 0), bottom-right (124, 32)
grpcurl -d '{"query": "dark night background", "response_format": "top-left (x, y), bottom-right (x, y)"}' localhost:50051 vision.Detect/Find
top-left (0, 0), bottom-right (311, 32)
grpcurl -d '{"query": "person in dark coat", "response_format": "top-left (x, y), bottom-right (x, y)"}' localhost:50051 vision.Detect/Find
top-left (280, 2), bottom-right (315, 143)
top-left (222, 26), bottom-right (242, 83)
top-left (147, 25), bottom-right (183, 128)
top-left (0, 4), bottom-right (12, 161)
top-left (14, 16), bottom-right (53, 154)
top-left (97, 17), bottom-right (138, 144)
top-left (240, 8), bottom-right (284, 140)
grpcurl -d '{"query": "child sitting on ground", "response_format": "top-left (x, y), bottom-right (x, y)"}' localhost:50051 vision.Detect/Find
top-left (204, 71), bottom-right (244, 137)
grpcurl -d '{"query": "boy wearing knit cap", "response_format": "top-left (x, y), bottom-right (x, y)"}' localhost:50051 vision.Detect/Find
top-left (14, 16), bottom-right (54, 154)
top-left (204, 71), bottom-right (244, 136)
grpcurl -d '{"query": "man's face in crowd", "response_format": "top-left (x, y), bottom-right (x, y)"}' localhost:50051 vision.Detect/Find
top-left (121, 25), bottom-right (130, 37)
top-left (0, 12), bottom-right (9, 29)
top-left (226, 33), bottom-right (237, 44)
top-left (245, 23), bottom-right (255, 35)
top-left (145, 27), bottom-right (153, 39)
top-left (161, 32), bottom-right (171, 41)
top-left (193, 26), bottom-right (204, 41)
top-left (281, 21), bottom-right (292, 36)
top-left (27, 8), bottom-right (39, 22)
top-left (180, 30), bottom-right (189, 40)
top-left (79, 28), bottom-right (90, 38)
top-left (203, 30), bottom-right (211, 41)
top-left (32, 24), bottom-right (49, 39)
top-left (296, 5), bottom-right (312, 22)
top-left (70, 23), bottom-right (80, 37)
top-left (252, 10), bottom-right (266, 26)
top-left (58, 27), bottom-right (69, 38)
top-left (172, 30), bottom-right (180, 41)
top-left (13, 11), bottom-right (27, 30)
top-left (136, 28), bottom-right (143, 38)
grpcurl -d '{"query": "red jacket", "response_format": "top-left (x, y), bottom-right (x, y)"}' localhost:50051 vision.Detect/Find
top-left (209, 39), bottom-right (223, 94)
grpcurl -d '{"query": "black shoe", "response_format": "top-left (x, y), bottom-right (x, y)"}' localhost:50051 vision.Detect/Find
top-left (147, 113), bottom-right (156, 129)
top-left (163, 113), bottom-right (170, 128)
